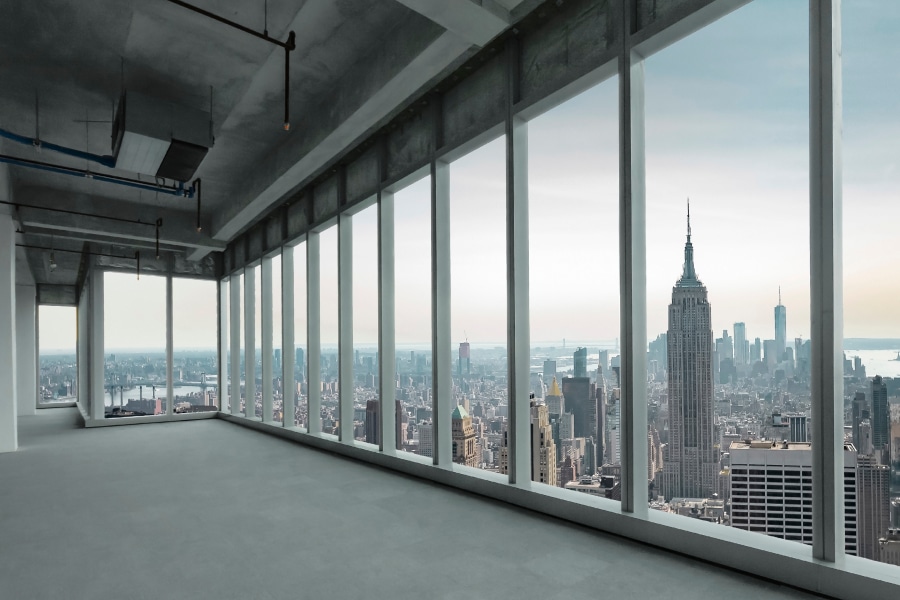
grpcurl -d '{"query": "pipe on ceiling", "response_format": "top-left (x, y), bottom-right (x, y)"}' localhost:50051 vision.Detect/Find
top-left (0, 154), bottom-right (194, 198)
top-left (0, 127), bottom-right (117, 169)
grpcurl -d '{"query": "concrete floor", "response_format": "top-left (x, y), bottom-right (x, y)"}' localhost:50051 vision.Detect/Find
top-left (0, 409), bottom-right (828, 600)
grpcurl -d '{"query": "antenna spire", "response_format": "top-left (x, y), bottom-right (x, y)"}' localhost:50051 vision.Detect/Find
top-left (686, 198), bottom-right (691, 241)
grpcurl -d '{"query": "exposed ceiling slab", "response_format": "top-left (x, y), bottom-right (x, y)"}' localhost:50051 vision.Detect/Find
top-left (395, 0), bottom-right (510, 46)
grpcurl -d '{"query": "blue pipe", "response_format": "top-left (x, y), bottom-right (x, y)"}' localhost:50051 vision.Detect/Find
top-left (0, 154), bottom-right (194, 198)
top-left (0, 127), bottom-right (118, 169)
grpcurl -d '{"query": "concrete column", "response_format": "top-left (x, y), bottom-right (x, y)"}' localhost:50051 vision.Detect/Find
top-left (432, 160), bottom-right (451, 466)
top-left (244, 266), bottom-right (256, 419)
top-left (307, 233), bottom-right (321, 434)
top-left (218, 278), bottom-right (229, 412)
top-left (281, 245), bottom-right (295, 427)
top-left (378, 191), bottom-right (396, 453)
top-left (90, 271), bottom-right (105, 420)
top-left (261, 257), bottom-right (274, 422)
top-left (810, 0), bottom-right (843, 563)
top-left (619, 3), bottom-right (648, 517)
top-left (338, 214), bottom-right (353, 442)
top-left (166, 274), bottom-right (173, 416)
top-left (16, 285), bottom-right (36, 416)
top-left (0, 213), bottom-right (17, 452)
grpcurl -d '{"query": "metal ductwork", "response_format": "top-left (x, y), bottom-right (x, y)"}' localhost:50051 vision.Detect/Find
top-left (112, 91), bottom-right (213, 182)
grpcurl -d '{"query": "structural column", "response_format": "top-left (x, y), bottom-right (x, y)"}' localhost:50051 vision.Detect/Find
top-left (90, 270), bottom-right (105, 421)
top-left (810, 0), bottom-right (843, 563)
top-left (432, 161), bottom-right (451, 466)
top-left (16, 284), bottom-right (36, 416)
top-left (307, 232), bottom-right (321, 434)
top-left (244, 266), bottom-right (256, 418)
top-left (619, 3), bottom-right (648, 516)
top-left (378, 191), bottom-right (396, 453)
top-left (261, 257), bottom-right (274, 422)
top-left (281, 245), bottom-right (296, 427)
top-left (338, 214), bottom-right (353, 442)
top-left (166, 274), bottom-right (174, 416)
top-left (229, 272), bottom-right (241, 416)
top-left (506, 36), bottom-right (530, 486)
top-left (218, 278), bottom-right (229, 412)
top-left (0, 212), bottom-right (16, 452)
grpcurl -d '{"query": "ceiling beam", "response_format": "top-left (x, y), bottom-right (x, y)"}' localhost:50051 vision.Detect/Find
top-left (193, 29), bottom-right (477, 261)
top-left (393, 0), bottom-right (510, 46)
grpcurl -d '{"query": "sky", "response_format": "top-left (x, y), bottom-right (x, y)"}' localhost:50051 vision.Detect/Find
top-left (41, 0), bottom-right (900, 352)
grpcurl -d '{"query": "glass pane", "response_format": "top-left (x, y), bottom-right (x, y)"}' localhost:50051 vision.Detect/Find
top-left (253, 264), bottom-right (262, 419)
top-left (103, 272), bottom-right (166, 417)
top-left (395, 177), bottom-right (433, 456)
top-left (221, 278), bottom-right (230, 413)
top-left (352, 205), bottom-right (379, 444)
top-left (320, 226), bottom-right (339, 435)
top-left (238, 272), bottom-right (246, 415)
top-left (271, 254), bottom-right (283, 423)
top-left (843, 0), bottom-right (900, 567)
top-left (38, 305), bottom-right (77, 405)
top-left (172, 278), bottom-right (218, 412)
top-left (527, 77), bottom-right (619, 493)
top-left (293, 242), bottom-right (308, 429)
top-left (645, 0), bottom-right (812, 543)
top-left (449, 137), bottom-right (506, 470)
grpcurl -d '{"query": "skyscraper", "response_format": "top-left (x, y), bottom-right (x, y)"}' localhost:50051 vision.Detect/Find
top-left (661, 204), bottom-right (718, 500)
top-left (561, 376), bottom-right (594, 441)
top-left (730, 440), bottom-right (858, 554)
top-left (545, 376), bottom-right (564, 417)
top-left (543, 359), bottom-right (557, 383)
top-left (872, 375), bottom-right (889, 455)
top-left (775, 287), bottom-right (786, 362)
top-left (857, 454), bottom-right (891, 561)
top-left (458, 342), bottom-right (470, 376)
top-left (573, 347), bottom-right (587, 378)
top-left (451, 405), bottom-right (478, 467)
top-left (530, 399), bottom-right (557, 486)
top-left (733, 322), bottom-right (746, 365)
top-left (365, 399), bottom-right (380, 445)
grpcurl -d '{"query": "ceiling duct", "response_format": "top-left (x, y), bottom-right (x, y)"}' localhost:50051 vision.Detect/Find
top-left (112, 91), bottom-right (213, 182)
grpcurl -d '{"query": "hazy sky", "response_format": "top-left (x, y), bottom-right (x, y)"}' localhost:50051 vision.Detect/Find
top-left (42, 0), bottom-right (900, 352)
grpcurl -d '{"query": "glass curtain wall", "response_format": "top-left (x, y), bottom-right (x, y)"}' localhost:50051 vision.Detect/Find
top-left (842, 1), bottom-right (900, 569)
top-left (352, 205), bottom-right (379, 444)
top-left (293, 241), bottom-right (308, 429)
top-left (38, 305), bottom-right (77, 405)
top-left (645, 0), bottom-right (811, 542)
top-left (103, 272), bottom-right (167, 417)
top-left (271, 254), bottom-right (283, 424)
top-left (448, 137), bottom-right (507, 471)
top-left (172, 278), bottom-right (218, 412)
top-left (394, 177), bottom-right (433, 456)
top-left (319, 226), bottom-right (339, 436)
top-left (527, 79), bottom-right (620, 492)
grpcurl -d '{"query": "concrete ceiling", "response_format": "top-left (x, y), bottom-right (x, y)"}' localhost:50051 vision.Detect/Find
top-left (0, 0), bottom-right (525, 287)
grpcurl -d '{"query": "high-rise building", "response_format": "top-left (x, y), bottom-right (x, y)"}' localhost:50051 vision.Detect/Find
top-left (661, 205), bottom-right (718, 500)
top-left (733, 322), bottom-right (747, 366)
top-left (789, 415), bottom-right (808, 443)
top-left (880, 529), bottom-right (900, 566)
top-left (543, 359), bottom-right (556, 383)
top-left (396, 400), bottom-right (407, 450)
top-left (852, 391), bottom-right (868, 450)
top-left (584, 436), bottom-right (598, 477)
top-left (775, 288), bottom-right (786, 362)
top-left (530, 400), bottom-right (557, 486)
top-left (730, 441), bottom-right (857, 555)
top-left (451, 405), bottom-right (478, 467)
top-left (857, 454), bottom-right (891, 560)
top-left (458, 342), bottom-right (470, 376)
top-left (763, 339), bottom-right (777, 368)
top-left (751, 338), bottom-right (761, 364)
top-left (598, 350), bottom-right (609, 374)
top-left (561, 377), bottom-right (594, 441)
top-left (545, 376), bottom-right (564, 417)
top-left (417, 421), bottom-right (433, 458)
top-left (573, 347), bottom-right (587, 378)
top-left (872, 375), bottom-right (889, 454)
top-left (365, 399), bottom-right (379, 445)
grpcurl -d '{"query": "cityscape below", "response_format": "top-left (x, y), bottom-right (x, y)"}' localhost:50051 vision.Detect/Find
top-left (39, 210), bottom-right (900, 569)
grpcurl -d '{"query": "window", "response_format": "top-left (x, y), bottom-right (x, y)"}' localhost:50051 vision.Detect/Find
top-left (172, 278), bottom-right (218, 412)
top-left (38, 305), bottom-right (77, 405)
top-left (319, 226), bottom-right (339, 436)
top-left (352, 204), bottom-right (379, 444)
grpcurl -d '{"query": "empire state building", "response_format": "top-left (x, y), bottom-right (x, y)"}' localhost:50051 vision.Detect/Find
top-left (660, 203), bottom-right (718, 500)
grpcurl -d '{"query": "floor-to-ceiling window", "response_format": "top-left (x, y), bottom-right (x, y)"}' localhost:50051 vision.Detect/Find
top-left (172, 278), bottom-right (218, 412)
top-left (38, 305), bottom-right (77, 405)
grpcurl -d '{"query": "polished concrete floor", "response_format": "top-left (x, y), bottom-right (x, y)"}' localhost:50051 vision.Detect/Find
top-left (0, 409), bottom-right (828, 599)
